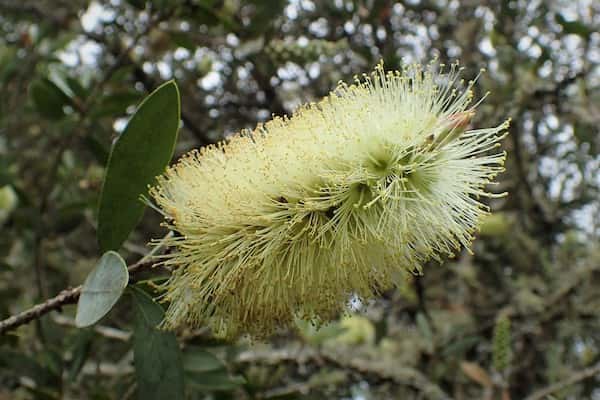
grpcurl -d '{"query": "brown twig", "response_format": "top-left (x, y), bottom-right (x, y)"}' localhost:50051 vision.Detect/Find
top-left (52, 314), bottom-right (132, 341)
top-left (0, 286), bottom-right (82, 335)
top-left (0, 258), bottom-right (153, 335)
top-left (0, 232), bottom-right (172, 335)
top-left (524, 363), bottom-right (600, 400)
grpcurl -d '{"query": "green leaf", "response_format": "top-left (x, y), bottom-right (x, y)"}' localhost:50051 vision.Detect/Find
top-left (169, 31), bottom-right (197, 50)
top-left (441, 335), bottom-right (481, 358)
top-left (0, 349), bottom-right (54, 384)
top-left (416, 313), bottom-right (434, 354)
top-left (183, 347), bottom-right (225, 374)
top-left (47, 67), bottom-right (88, 101)
top-left (29, 78), bottom-right (71, 120)
top-left (83, 132), bottom-right (110, 165)
top-left (65, 76), bottom-right (88, 100)
top-left (182, 346), bottom-right (246, 393)
top-left (187, 370), bottom-right (246, 392)
top-left (91, 91), bottom-right (144, 119)
top-left (246, 0), bottom-right (286, 36)
top-left (75, 251), bottom-right (129, 327)
top-left (97, 80), bottom-right (180, 252)
top-left (131, 286), bottom-right (185, 400)
top-left (188, 0), bottom-right (239, 30)
top-left (0, 46), bottom-right (18, 84)
top-left (125, 0), bottom-right (147, 9)
top-left (295, 318), bottom-right (348, 345)
top-left (67, 328), bottom-right (94, 380)
top-left (126, 0), bottom-right (173, 10)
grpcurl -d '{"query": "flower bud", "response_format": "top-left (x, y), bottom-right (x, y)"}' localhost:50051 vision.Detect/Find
top-left (431, 110), bottom-right (475, 149)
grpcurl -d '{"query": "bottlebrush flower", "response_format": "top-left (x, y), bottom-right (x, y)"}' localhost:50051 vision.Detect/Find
top-left (150, 61), bottom-right (509, 339)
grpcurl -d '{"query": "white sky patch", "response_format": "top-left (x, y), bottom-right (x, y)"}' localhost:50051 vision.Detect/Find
top-left (174, 48), bottom-right (190, 61)
top-left (285, 2), bottom-right (299, 20)
top-left (113, 117), bottom-right (128, 134)
top-left (479, 37), bottom-right (496, 56)
top-left (307, 62), bottom-right (320, 79)
top-left (81, 2), bottom-right (116, 32)
top-left (156, 61), bottom-right (172, 79)
top-left (226, 33), bottom-right (240, 47)
top-left (58, 50), bottom-right (78, 67)
top-left (80, 41), bottom-right (103, 65)
top-left (58, 39), bottom-right (102, 67)
top-left (309, 17), bottom-right (329, 37)
top-left (200, 71), bottom-right (221, 91)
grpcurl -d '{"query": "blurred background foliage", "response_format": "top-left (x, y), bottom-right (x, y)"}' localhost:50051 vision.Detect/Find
top-left (1, 0), bottom-right (600, 399)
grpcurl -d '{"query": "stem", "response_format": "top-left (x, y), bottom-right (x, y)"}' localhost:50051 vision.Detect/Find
top-left (524, 363), bottom-right (600, 400)
top-left (0, 232), bottom-right (173, 335)
top-left (28, 22), bottom-right (157, 343)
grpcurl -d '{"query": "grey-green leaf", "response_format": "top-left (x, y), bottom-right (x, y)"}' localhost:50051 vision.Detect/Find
top-left (75, 251), bottom-right (128, 328)
top-left (183, 346), bottom-right (245, 393)
top-left (131, 286), bottom-right (185, 400)
top-left (97, 80), bottom-right (180, 252)
top-left (186, 370), bottom-right (246, 392)
top-left (416, 312), bottom-right (434, 354)
top-left (183, 347), bottom-right (225, 374)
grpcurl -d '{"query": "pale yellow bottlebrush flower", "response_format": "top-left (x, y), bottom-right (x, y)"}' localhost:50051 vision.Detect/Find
top-left (149, 61), bottom-right (509, 339)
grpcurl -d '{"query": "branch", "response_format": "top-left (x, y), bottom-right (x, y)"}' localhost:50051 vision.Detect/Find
top-left (0, 286), bottom-right (81, 335)
top-left (52, 314), bottom-right (131, 341)
top-left (237, 346), bottom-right (452, 400)
top-left (524, 363), bottom-right (600, 400)
top-left (0, 232), bottom-right (172, 335)
top-left (0, 257), bottom-right (154, 335)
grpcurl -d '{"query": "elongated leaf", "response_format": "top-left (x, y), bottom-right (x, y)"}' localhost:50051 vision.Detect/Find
top-left (90, 91), bottom-right (143, 119)
top-left (29, 78), bottom-right (71, 120)
top-left (183, 347), bottom-right (225, 374)
top-left (183, 346), bottom-right (245, 393)
top-left (186, 370), bottom-right (245, 392)
top-left (97, 80), bottom-right (180, 251)
top-left (416, 312), bottom-right (434, 353)
top-left (67, 328), bottom-right (94, 380)
top-left (131, 286), bottom-right (184, 400)
top-left (75, 251), bottom-right (128, 327)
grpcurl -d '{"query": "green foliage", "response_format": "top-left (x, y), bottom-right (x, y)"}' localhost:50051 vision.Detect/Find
top-left (90, 90), bottom-right (143, 119)
top-left (416, 313), bottom-right (434, 354)
top-left (184, 347), bottom-right (247, 393)
top-left (97, 80), bottom-right (180, 252)
top-left (28, 78), bottom-right (71, 120)
top-left (295, 318), bottom-right (348, 346)
top-left (75, 251), bottom-right (128, 328)
top-left (131, 286), bottom-right (185, 400)
top-left (0, 185), bottom-right (17, 225)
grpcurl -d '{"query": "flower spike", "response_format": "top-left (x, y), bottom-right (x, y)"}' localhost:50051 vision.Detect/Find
top-left (149, 61), bottom-right (509, 339)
